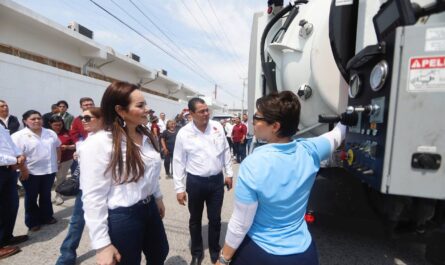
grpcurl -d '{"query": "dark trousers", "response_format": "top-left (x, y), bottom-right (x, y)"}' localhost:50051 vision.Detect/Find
top-left (246, 138), bottom-right (253, 155)
top-left (108, 197), bottom-right (169, 265)
top-left (164, 150), bottom-right (173, 175)
top-left (56, 191), bottom-right (85, 265)
top-left (186, 172), bottom-right (224, 262)
top-left (21, 173), bottom-right (56, 228)
top-left (0, 167), bottom-right (19, 245)
top-left (233, 142), bottom-right (246, 163)
top-left (232, 236), bottom-right (319, 265)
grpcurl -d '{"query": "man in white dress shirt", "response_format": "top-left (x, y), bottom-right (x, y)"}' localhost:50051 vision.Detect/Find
top-left (173, 98), bottom-right (233, 265)
top-left (0, 125), bottom-right (28, 259)
top-left (158, 112), bottom-right (166, 133)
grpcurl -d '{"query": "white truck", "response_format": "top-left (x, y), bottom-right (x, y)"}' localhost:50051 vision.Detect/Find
top-left (248, 0), bottom-right (445, 263)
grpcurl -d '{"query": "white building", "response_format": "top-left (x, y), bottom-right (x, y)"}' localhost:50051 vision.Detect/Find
top-left (0, 0), bottom-right (221, 122)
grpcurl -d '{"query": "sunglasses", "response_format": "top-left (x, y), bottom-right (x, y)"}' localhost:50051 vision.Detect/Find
top-left (252, 114), bottom-right (268, 122)
top-left (80, 115), bottom-right (93, 122)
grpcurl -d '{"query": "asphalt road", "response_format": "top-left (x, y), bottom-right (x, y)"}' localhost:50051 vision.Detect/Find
top-left (2, 165), bottom-right (435, 265)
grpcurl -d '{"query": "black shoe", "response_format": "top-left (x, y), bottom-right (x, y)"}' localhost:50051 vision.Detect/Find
top-left (45, 218), bottom-right (57, 225)
top-left (190, 255), bottom-right (204, 265)
top-left (210, 252), bottom-right (220, 264)
top-left (4, 235), bottom-right (28, 246)
top-left (29, 226), bottom-right (41, 232)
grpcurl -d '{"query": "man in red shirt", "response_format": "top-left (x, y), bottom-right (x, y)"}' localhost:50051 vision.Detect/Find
top-left (69, 97), bottom-right (95, 143)
top-left (231, 117), bottom-right (247, 163)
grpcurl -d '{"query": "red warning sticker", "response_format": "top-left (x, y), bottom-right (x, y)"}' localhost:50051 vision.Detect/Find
top-left (410, 57), bottom-right (445, 69)
top-left (409, 56), bottom-right (445, 91)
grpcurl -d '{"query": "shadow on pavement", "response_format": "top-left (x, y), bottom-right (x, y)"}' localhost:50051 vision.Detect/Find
top-left (165, 255), bottom-right (188, 265)
top-left (76, 250), bottom-right (95, 264)
top-left (54, 202), bottom-right (76, 220)
top-left (199, 222), bottom-right (228, 251)
top-left (18, 218), bottom-right (68, 248)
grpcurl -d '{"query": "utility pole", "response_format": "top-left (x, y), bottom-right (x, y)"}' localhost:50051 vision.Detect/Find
top-left (241, 78), bottom-right (247, 115)
top-left (214, 84), bottom-right (217, 100)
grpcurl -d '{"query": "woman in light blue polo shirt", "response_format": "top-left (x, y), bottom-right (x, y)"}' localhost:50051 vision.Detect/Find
top-left (216, 91), bottom-right (346, 265)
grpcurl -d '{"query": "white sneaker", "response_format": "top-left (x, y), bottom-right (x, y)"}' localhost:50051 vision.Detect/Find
top-left (54, 194), bottom-right (64, 205)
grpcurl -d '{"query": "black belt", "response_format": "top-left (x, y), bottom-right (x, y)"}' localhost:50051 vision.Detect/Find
top-left (137, 195), bottom-right (154, 205)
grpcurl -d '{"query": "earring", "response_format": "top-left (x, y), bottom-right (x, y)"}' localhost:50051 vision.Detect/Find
top-left (117, 116), bottom-right (126, 128)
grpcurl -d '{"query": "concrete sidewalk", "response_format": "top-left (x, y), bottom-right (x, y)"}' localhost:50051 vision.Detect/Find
top-left (2, 164), bottom-right (239, 265)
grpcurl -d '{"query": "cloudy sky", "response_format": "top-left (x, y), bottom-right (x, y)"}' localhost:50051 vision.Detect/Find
top-left (13, 0), bottom-right (266, 109)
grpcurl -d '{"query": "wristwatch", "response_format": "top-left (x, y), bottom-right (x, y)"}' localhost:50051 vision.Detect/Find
top-left (219, 251), bottom-right (231, 265)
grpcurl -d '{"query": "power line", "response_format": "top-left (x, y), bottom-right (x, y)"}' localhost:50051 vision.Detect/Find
top-left (194, 0), bottom-right (246, 75)
top-left (206, 0), bottom-right (247, 74)
top-left (179, 0), bottom-right (219, 48)
top-left (127, 0), bottom-right (217, 85)
top-left (176, 0), bottom-right (247, 98)
top-left (179, 0), bottom-right (233, 63)
top-left (134, 0), bottom-right (180, 39)
top-left (88, 0), bottom-right (216, 86)
top-left (89, 0), bottom-right (239, 100)
top-left (116, 1), bottom-right (238, 99)
top-left (61, 0), bottom-right (115, 35)
top-left (110, 0), bottom-right (205, 80)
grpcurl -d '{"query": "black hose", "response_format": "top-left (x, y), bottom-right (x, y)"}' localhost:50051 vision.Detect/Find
top-left (260, 4), bottom-right (293, 93)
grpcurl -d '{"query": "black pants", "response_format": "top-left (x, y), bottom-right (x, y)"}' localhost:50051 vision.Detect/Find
top-left (0, 167), bottom-right (19, 245)
top-left (231, 236), bottom-right (319, 265)
top-left (186, 172), bottom-right (224, 262)
top-left (21, 173), bottom-right (55, 228)
top-left (164, 149), bottom-right (173, 175)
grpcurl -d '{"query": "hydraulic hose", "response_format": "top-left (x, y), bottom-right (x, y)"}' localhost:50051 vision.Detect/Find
top-left (260, 1), bottom-right (308, 93)
top-left (260, 4), bottom-right (293, 93)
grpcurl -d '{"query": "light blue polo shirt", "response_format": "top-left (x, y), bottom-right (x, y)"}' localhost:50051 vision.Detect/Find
top-left (235, 136), bottom-right (331, 255)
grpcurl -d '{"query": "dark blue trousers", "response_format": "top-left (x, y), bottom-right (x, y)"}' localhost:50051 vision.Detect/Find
top-left (0, 167), bottom-right (19, 245)
top-left (186, 172), bottom-right (224, 262)
top-left (233, 142), bottom-right (246, 163)
top-left (108, 197), bottom-right (169, 265)
top-left (20, 173), bottom-right (56, 228)
top-left (56, 191), bottom-right (85, 265)
top-left (232, 236), bottom-right (319, 265)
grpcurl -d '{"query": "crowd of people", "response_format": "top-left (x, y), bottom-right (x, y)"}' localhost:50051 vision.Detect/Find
top-left (0, 81), bottom-right (345, 265)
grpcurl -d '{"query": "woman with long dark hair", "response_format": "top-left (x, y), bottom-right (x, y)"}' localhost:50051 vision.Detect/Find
top-left (12, 110), bottom-right (61, 232)
top-left (80, 81), bottom-right (169, 265)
